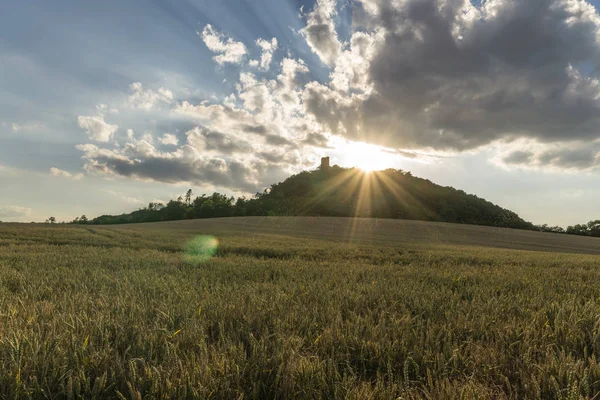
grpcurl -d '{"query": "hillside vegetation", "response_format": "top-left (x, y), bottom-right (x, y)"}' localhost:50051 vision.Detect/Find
top-left (88, 167), bottom-right (536, 230)
top-left (1, 219), bottom-right (600, 398)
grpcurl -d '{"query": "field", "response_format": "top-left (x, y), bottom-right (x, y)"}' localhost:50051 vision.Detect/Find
top-left (1, 217), bottom-right (600, 399)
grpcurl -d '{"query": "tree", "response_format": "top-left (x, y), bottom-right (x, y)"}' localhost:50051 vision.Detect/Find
top-left (588, 220), bottom-right (600, 237)
top-left (46, 217), bottom-right (56, 224)
top-left (567, 224), bottom-right (589, 236)
top-left (185, 189), bottom-right (193, 206)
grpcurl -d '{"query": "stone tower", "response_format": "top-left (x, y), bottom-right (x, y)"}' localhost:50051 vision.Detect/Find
top-left (320, 157), bottom-right (330, 169)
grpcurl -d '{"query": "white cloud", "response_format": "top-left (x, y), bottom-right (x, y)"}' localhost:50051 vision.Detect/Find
top-left (330, 30), bottom-right (383, 93)
top-left (200, 24), bottom-right (247, 65)
top-left (77, 62), bottom-right (322, 192)
top-left (50, 167), bottom-right (84, 180)
top-left (77, 115), bottom-right (118, 142)
top-left (250, 38), bottom-right (278, 71)
top-left (128, 82), bottom-right (174, 109)
top-left (159, 133), bottom-right (179, 146)
top-left (300, 0), bottom-right (341, 65)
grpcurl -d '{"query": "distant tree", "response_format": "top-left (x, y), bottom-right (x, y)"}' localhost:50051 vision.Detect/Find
top-left (80, 215), bottom-right (88, 223)
top-left (185, 189), bottom-right (193, 206)
top-left (566, 224), bottom-right (589, 236)
top-left (46, 217), bottom-right (56, 224)
top-left (588, 220), bottom-right (600, 237)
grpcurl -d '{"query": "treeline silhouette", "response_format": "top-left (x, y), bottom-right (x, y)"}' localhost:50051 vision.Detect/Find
top-left (62, 166), bottom-right (598, 238)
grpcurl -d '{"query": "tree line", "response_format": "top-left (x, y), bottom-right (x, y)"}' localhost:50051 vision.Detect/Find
top-left (42, 166), bottom-right (598, 238)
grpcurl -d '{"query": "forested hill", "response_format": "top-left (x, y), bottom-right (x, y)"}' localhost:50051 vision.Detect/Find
top-left (86, 166), bottom-right (536, 230)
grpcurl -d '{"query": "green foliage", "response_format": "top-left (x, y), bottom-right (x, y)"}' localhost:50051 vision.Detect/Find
top-left (1, 220), bottom-right (600, 398)
top-left (566, 220), bottom-right (600, 238)
top-left (88, 167), bottom-right (538, 231)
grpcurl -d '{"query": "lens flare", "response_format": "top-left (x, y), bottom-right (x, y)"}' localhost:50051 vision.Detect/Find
top-left (182, 235), bottom-right (219, 264)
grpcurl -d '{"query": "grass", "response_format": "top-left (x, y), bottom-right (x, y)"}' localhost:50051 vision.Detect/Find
top-left (1, 217), bottom-right (600, 399)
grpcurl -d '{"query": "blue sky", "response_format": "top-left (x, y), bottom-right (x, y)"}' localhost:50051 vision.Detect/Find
top-left (1, 0), bottom-right (600, 225)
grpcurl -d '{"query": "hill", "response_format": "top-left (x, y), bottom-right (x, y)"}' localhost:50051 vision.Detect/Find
top-left (128, 216), bottom-right (600, 255)
top-left (88, 166), bottom-right (536, 230)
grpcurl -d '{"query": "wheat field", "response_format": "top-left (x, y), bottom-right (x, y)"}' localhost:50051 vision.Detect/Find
top-left (1, 217), bottom-right (600, 399)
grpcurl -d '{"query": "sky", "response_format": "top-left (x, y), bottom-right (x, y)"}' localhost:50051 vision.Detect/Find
top-left (1, 0), bottom-right (600, 226)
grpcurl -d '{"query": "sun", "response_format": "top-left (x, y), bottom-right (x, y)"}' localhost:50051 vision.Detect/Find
top-left (335, 141), bottom-right (399, 172)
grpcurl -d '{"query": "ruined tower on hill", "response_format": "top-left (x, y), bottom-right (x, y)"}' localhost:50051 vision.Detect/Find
top-left (320, 157), bottom-right (330, 170)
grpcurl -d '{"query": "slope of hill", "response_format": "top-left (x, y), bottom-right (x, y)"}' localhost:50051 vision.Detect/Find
top-left (126, 216), bottom-right (600, 255)
top-left (89, 166), bottom-right (535, 230)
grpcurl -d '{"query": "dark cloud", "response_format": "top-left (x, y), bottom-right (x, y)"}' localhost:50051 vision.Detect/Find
top-left (503, 150), bottom-right (534, 165)
top-left (264, 134), bottom-right (296, 147)
top-left (255, 151), bottom-right (300, 165)
top-left (78, 144), bottom-right (263, 192)
top-left (502, 142), bottom-right (600, 170)
top-left (76, 122), bottom-right (305, 192)
top-left (239, 123), bottom-right (296, 147)
top-left (307, 0), bottom-right (600, 151)
top-left (188, 127), bottom-right (252, 153)
top-left (241, 124), bottom-right (268, 135)
top-left (302, 132), bottom-right (331, 148)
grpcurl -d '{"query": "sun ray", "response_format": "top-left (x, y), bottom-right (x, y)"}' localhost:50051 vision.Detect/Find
top-left (293, 168), bottom-right (361, 216)
top-left (374, 171), bottom-right (437, 221)
top-left (347, 171), bottom-right (373, 239)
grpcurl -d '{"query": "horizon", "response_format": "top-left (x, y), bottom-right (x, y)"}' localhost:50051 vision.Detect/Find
top-left (2, 0), bottom-right (600, 225)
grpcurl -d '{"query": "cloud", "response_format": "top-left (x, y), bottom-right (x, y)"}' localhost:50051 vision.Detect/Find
top-left (346, 0), bottom-right (600, 150)
top-left (77, 115), bottom-right (118, 142)
top-left (11, 122), bottom-right (43, 132)
top-left (302, 132), bottom-right (331, 148)
top-left (200, 24), bottom-right (247, 65)
top-left (303, 0), bottom-right (600, 154)
top-left (77, 141), bottom-right (267, 192)
top-left (174, 58), bottom-right (311, 148)
top-left (78, 0), bottom-right (600, 189)
top-left (186, 126), bottom-right (253, 154)
top-left (128, 82), bottom-right (174, 109)
top-left (499, 140), bottom-right (600, 171)
top-left (300, 0), bottom-right (342, 65)
top-left (0, 205), bottom-right (32, 219)
top-left (249, 38), bottom-right (278, 71)
top-left (50, 167), bottom-right (84, 180)
top-left (158, 133), bottom-right (179, 146)
top-left (75, 117), bottom-right (303, 192)
top-left (0, 164), bottom-right (22, 176)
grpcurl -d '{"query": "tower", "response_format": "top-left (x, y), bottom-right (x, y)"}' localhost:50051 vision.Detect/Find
top-left (320, 157), bottom-right (330, 170)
